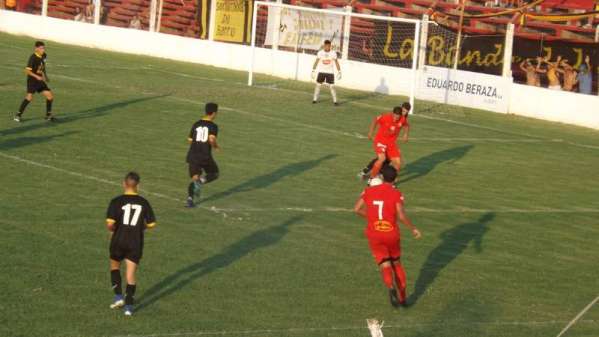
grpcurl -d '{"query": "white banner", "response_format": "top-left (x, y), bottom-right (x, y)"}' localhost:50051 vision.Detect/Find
top-left (265, 6), bottom-right (343, 51)
top-left (417, 66), bottom-right (512, 113)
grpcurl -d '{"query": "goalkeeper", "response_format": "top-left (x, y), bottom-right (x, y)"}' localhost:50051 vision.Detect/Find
top-left (311, 40), bottom-right (341, 106)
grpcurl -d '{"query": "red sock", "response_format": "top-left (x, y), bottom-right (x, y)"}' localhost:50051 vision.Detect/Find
top-left (370, 161), bottom-right (383, 178)
top-left (380, 266), bottom-right (394, 289)
top-left (393, 263), bottom-right (407, 301)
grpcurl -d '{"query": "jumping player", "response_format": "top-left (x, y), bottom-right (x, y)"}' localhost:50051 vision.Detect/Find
top-left (186, 102), bottom-right (220, 208)
top-left (14, 41), bottom-right (56, 122)
top-left (311, 40), bottom-right (341, 105)
top-left (366, 102), bottom-right (411, 181)
top-left (354, 166), bottom-right (421, 307)
top-left (106, 172), bottom-right (156, 316)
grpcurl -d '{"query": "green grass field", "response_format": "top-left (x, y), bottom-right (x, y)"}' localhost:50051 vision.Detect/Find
top-left (1, 32), bottom-right (599, 337)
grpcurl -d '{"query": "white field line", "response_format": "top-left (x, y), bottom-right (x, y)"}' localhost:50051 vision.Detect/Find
top-left (107, 319), bottom-right (596, 337)
top-left (3, 62), bottom-right (598, 148)
top-left (556, 295), bottom-right (599, 337)
top-left (2, 151), bottom-right (599, 215)
top-left (0, 64), bottom-right (599, 150)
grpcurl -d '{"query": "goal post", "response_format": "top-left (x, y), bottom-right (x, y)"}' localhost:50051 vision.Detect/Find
top-left (248, 1), bottom-right (421, 110)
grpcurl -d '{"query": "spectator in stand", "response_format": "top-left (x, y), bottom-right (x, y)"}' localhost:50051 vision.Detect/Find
top-left (537, 56), bottom-right (563, 90)
top-left (74, 7), bottom-right (86, 22)
top-left (519, 58), bottom-right (542, 86)
top-left (5, 0), bottom-right (17, 11)
top-left (129, 14), bottom-right (142, 30)
top-left (561, 59), bottom-right (578, 92)
top-left (577, 55), bottom-right (593, 95)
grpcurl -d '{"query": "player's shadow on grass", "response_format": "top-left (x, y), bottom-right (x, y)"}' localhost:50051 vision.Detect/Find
top-left (400, 145), bottom-right (473, 184)
top-left (0, 130), bottom-right (79, 151)
top-left (136, 216), bottom-right (302, 311)
top-left (408, 212), bottom-right (494, 305)
top-left (0, 95), bottom-right (168, 137)
top-left (201, 154), bottom-right (337, 204)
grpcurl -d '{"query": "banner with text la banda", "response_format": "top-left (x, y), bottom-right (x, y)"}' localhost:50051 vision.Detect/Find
top-left (417, 66), bottom-right (512, 113)
top-left (264, 6), bottom-right (343, 52)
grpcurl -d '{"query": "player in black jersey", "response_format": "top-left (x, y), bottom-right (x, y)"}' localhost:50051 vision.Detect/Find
top-left (14, 41), bottom-right (56, 123)
top-left (106, 172), bottom-right (156, 316)
top-left (185, 102), bottom-right (220, 208)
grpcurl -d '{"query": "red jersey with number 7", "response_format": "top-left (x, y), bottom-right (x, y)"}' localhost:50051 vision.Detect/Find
top-left (361, 183), bottom-right (405, 235)
top-left (373, 113), bottom-right (409, 145)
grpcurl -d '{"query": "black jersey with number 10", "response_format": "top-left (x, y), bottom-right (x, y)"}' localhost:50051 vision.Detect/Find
top-left (187, 119), bottom-right (218, 163)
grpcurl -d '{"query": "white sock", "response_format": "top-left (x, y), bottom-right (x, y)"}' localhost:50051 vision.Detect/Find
top-left (313, 84), bottom-right (321, 101)
top-left (330, 85), bottom-right (337, 103)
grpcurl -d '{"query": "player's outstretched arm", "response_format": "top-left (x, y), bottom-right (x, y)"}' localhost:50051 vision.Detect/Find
top-left (209, 135), bottom-right (220, 150)
top-left (354, 198), bottom-right (367, 219)
top-left (311, 58), bottom-right (319, 79)
top-left (396, 203), bottom-right (421, 239)
top-left (106, 219), bottom-right (116, 232)
top-left (368, 117), bottom-right (378, 140)
top-left (335, 59), bottom-right (342, 80)
top-left (401, 124), bottom-right (410, 143)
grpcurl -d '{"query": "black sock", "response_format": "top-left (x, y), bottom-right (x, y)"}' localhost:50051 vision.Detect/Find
top-left (125, 284), bottom-right (136, 305)
top-left (363, 158), bottom-right (378, 173)
top-left (111, 270), bottom-right (122, 295)
top-left (18, 99), bottom-right (30, 114)
top-left (46, 99), bottom-right (53, 115)
top-left (188, 182), bottom-right (195, 199)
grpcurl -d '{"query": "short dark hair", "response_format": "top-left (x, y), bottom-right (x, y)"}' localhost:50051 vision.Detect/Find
top-left (381, 165), bottom-right (397, 183)
top-left (35, 41), bottom-right (45, 47)
top-left (393, 106), bottom-right (402, 114)
top-left (205, 102), bottom-right (218, 114)
top-left (402, 102), bottom-right (411, 112)
top-left (323, 40), bottom-right (331, 45)
top-left (124, 171), bottom-right (140, 185)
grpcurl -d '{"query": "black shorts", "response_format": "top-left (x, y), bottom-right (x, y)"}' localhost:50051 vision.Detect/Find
top-left (188, 157), bottom-right (219, 178)
top-left (110, 241), bottom-right (143, 264)
top-left (316, 73), bottom-right (334, 84)
top-left (27, 79), bottom-right (50, 94)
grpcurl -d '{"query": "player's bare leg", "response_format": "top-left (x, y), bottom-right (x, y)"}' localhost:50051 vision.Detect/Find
top-left (370, 152), bottom-right (387, 179)
top-left (41, 90), bottom-right (55, 121)
top-left (123, 259), bottom-right (138, 316)
top-left (312, 83), bottom-right (322, 103)
top-left (379, 260), bottom-right (400, 308)
top-left (109, 259), bottom-right (125, 309)
top-left (14, 93), bottom-right (33, 122)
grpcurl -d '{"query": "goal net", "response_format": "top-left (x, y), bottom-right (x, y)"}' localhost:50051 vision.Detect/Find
top-left (248, 1), bottom-right (420, 108)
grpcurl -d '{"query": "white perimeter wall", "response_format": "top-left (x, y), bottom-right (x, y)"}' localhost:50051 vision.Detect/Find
top-left (1, 10), bottom-right (598, 130)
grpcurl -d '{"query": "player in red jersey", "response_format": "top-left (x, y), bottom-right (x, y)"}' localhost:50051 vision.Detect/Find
top-left (354, 166), bottom-right (421, 307)
top-left (366, 102), bottom-right (411, 180)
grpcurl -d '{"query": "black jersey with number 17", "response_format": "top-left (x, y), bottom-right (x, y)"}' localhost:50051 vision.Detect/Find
top-left (106, 194), bottom-right (156, 247)
top-left (187, 119), bottom-right (218, 163)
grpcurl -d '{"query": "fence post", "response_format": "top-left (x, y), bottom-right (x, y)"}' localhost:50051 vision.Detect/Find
top-left (149, 0), bottom-right (157, 31)
top-left (271, 0), bottom-right (283, 50)
top-left (93, 0), bottom-right (100, 24)
top-left (42, 0), bottom-right (48, 17)
top-left (502, 23), bottom-right (515, 78)
top-left (418, 14), bottom-right (429, 69)
top-left (209, 0), bottom-right (217, 40)
top-left (341, 5), bottom-right (352, 60)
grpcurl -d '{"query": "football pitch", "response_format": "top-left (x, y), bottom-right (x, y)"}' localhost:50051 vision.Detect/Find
top-left (1, 32), bottom-right (599, 337)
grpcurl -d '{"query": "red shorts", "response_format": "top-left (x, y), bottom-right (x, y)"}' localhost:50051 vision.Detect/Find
top-left (373, 141), bottom-right (400, 159)
top-left (365, 230), bottom-right (401, 264)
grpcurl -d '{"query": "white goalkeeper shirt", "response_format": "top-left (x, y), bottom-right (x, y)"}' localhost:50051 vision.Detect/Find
top-left (316, 50), bottom-right (338, 74)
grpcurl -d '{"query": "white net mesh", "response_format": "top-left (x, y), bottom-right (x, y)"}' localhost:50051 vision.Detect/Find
top-left (249, 2), bottom-right (419, 104)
